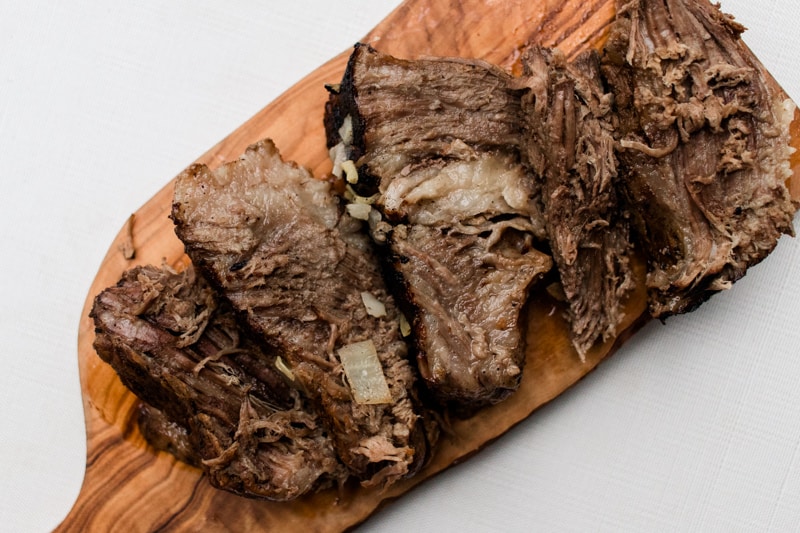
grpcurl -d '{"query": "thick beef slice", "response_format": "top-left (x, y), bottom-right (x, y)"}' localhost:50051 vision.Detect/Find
top-left (519, 47), bottom-right (635, 359)
top-left (326, 44), bottom-right (552, 407)
top-left (602, 0), bottom-right (797, 317)
top-left (91, 265), bottom-right (346, 501)
top-left (171, 139), bottom-right (433, 487)
top-left (386, 222), bottom-right (550, 405)
top-left (325, 43), bottom-right (531, 190)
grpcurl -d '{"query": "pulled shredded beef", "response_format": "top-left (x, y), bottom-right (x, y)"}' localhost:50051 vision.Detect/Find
top-left (91, 265), bottom-right (347, 501)
top-left (519, 46), bottom-right (635, 359)
top-left (602, 0), bottom-right (797, 317)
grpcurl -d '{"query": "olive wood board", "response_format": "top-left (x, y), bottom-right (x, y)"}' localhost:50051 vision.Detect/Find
top-left (60, 0), bottom-right (800, 531)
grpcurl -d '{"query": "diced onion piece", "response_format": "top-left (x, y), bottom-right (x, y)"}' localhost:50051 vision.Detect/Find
top-left (342, 159), bottom-right (359, 184)
top-left (360, 291), bottom-right (387, 317)
top-left (346, 203), bottom-right (372, 221)
top-left (329, 143), bottom-right (347, 178)
top-left (275, 356), bottom-right (295, 382)
top-left (338, 115), bottom-right (353, 145)
top-left (338, 340), bottom-right (392, 405)
top-left (399, 313), bottom-right (411, 337)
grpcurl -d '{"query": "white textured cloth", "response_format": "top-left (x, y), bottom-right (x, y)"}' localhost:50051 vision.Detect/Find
top-left (1, 1), bottom-right (798, 531)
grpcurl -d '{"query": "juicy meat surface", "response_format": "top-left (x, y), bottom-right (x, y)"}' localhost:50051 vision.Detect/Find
top-left (91, 265), bottom-right (346, 501)
top-left (136, 402), bottom-right (200, 468)
top-left (326, 44), bottom-right (552, 408)
top-left (602, 0), bottom-right (797, 317)
top-left (386, 222), bottom-right (551, 405)
top-left (171, 138), bottom-right (433, 487)
top-left (519, 47), bottom-right (635, 359)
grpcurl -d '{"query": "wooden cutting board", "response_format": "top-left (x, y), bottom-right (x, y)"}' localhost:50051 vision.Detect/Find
top-left (60, 0), bottom-right (800, 531)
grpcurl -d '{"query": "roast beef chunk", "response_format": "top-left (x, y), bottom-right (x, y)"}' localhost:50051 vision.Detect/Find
top-left (326, 44), bottom-right (552, 408)
top-left (518, 47), bottom-right (635, 360)
top-left (91, 265), bottom-right (347, 501)
top-left (602, 0), bottom-right (797, 317)
top-left (171, 139), bottom-right (434, 487)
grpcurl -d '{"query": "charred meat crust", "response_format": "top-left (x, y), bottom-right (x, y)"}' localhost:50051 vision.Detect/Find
top-left (171, 138), bottom-right (435, 487)
top-left (91, 265), bottom-right (347, 501)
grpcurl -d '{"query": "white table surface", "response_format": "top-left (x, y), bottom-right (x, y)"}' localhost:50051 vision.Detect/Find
top-left (1, 1), bottom-right (799, 531)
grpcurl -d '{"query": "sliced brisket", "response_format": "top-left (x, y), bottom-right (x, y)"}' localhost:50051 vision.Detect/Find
top-left (91, 265), bottom-right (346, 501)
top-left (325, 44), bottom-right (552, 408)
top-left (171, 139), bottom-right (433, 487)
top-left (602, 0), bottom-right (797, 317)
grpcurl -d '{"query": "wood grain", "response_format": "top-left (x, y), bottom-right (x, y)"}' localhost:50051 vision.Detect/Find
top-left (60, 0), bottom-right (800, 531)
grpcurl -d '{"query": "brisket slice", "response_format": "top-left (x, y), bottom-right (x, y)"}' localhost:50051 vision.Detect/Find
top-left (385, 222), bottom-right (549, 406)
top-left (325, 44), bottom-right (534, 197)
top-left (325, 43), bottom-right (552, 408)
top-left (602, 0), bottom-right (797, 317)
top-left (171, 138), bottom-right (434, 487)
top-left (91, 265), bottom-right (346, 501)
top-left (518, 47), bottom-right (635, 360)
